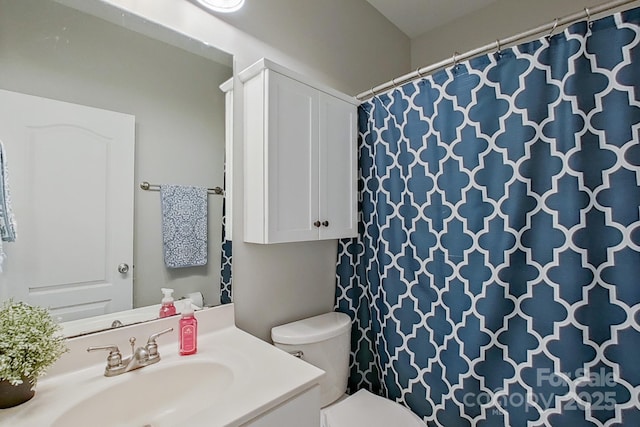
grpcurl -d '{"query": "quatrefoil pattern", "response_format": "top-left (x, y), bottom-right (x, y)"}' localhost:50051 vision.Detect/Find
top-left (220, 195), bottom-right (232, 304)
top-left (220, 237), bottom-right (232, 304)
top-left (336, 8), bottom-right (640, 427)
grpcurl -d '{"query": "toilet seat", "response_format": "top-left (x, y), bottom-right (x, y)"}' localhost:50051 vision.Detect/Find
top-left (321, 389), bottom-right (426, 427)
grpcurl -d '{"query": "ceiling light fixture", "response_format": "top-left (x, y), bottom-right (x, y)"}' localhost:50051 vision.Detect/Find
top-left (194, 0), bottom-right (245, 13)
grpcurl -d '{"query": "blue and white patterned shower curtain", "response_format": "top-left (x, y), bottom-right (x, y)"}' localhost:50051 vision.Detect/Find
top-left (220, 170), bottom-right (232, 304)
top-left (220, 209), bottom-right (232, 304)
top-left (336, 8), bottom-right (640, 427)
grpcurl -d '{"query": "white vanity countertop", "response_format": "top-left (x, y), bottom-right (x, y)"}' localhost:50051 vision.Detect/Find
top-left (0, 304), bottom-right (325, 427)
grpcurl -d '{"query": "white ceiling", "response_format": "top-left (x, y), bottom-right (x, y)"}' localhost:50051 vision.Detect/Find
top-left (365, 0), bottom-right (500, 39)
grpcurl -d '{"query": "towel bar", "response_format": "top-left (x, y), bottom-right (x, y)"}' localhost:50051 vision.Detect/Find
top-left (140, 181), bottom-right (224, 195)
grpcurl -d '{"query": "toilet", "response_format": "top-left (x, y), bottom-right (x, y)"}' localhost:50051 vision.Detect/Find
top-left (271, 312), bottom-right (426, 427)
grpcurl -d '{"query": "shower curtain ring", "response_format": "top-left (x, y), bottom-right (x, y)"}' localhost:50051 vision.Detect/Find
top-left (547, 18), bottom-right (559, 40)
top-left (585, 7), bottom-right (593, 28)
top-left (416, 66), bottom-right (425, 78)
top-left (495, 39), bottom-right (502, 53)
top-left (453, 51), bottom-right (460, 67)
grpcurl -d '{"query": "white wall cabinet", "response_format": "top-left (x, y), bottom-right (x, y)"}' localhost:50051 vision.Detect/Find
top-left (240, 59), bottom-right (358, 244)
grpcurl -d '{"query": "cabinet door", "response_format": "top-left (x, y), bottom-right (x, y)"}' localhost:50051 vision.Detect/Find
top-left (242, 385), bottom-right (320, 427)
top-left (318, 93), bottom-right (357, 239)
top-left (266, 71), bottom-right (320, 243)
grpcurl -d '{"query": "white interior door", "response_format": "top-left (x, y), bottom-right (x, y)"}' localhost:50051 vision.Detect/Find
top-left (0, 89), bottom-right (134, 322)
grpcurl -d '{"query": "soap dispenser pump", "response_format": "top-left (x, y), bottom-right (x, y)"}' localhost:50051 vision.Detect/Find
top-left (159, 288), bottom-right (177, 318)
top-left (179, 298), bottom-right (198, 356)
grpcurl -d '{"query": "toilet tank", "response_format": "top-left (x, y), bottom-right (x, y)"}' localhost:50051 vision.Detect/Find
top-left (271, 312), bottom-right (351, 407)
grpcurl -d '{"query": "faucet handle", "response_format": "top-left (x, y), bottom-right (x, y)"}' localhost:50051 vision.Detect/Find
top-left (146, 327), bottom-right (174, 359)
top-left (87, 345), bottom-right (123, 369)
top-left (147, 327), bottom-right (173, 343)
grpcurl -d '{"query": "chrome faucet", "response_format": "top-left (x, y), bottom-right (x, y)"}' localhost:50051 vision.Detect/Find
top-left (87, 327), bottom-right (173, 377)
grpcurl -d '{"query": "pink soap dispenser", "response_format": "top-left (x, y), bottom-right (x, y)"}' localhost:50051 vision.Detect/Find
top-left (159, 288), bottom-right (177, 318)
top-left (179, 298), bottom-right (198, 355)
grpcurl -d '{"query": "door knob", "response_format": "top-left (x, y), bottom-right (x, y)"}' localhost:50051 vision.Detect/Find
top-left (322, 221), bottom-right (329, 227)
top-left (313, 221), bottom-right (321, 228)
top-left (117, 263), bottom-right (130, 274)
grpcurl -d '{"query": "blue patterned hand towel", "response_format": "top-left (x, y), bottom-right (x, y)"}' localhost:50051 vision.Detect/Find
top-left (160, 184), bottom-right (208, 268)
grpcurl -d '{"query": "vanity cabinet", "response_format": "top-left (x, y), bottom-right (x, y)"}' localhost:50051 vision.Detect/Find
top-left (242, 385), bottom-right (320, 427)
top-left (240, 59), bottom-right (358, 244)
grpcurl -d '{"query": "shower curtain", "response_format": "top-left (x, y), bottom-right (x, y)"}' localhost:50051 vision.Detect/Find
top-left (220, 170), bottom-right (232, 304)
top-left (220, 213), bottom-right (232, 304)
top-left (336, 8), bottom-right (640, 427)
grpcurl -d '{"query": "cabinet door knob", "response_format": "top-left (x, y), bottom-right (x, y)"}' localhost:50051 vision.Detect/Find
top-left (322, 221), bottom-right (329, 227)
top-left (313, 221), bottom-right (321, 228)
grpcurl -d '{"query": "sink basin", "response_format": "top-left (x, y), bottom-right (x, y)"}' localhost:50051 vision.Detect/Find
top-left (52, 360), bottom-right (233, 427)
top-left (3, 305), bottom-right (324, 427)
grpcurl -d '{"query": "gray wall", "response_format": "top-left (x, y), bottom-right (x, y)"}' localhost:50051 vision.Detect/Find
top-left (228, 1), bottom-right (410, 341)
top-left (213, 0), bottom-right (411, 95)
top-left (0, 0), bottom-right (232, 308)
top-left (84, 0), bottom-right (410, 341)
top-left (411, 0), bottom-right (640, 69)
top-left (11, 0), bottom-right (634, 343)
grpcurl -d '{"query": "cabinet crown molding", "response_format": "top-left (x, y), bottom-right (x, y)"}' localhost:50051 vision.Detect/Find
top-left (238, 58), bottom-right (359, 106)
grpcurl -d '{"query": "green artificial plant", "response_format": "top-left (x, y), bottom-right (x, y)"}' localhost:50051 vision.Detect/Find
top-left (0, 299), bottom-right (67, 387)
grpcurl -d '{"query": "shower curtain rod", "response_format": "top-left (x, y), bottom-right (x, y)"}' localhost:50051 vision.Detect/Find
top-left (356, 0), bottom-right (638, 101)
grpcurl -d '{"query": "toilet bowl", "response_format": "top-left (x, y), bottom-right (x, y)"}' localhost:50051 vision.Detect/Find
top-left (321, 388), bottom-right (425, 427)
top-left (271, 312), bottom-right (426, 427)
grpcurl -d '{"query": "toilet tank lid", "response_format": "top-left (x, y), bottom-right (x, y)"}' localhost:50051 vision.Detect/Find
top-left (272, 312), bottom-right (351, 345)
